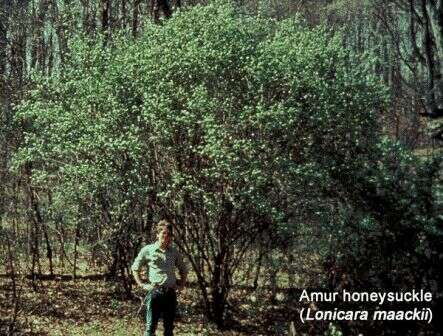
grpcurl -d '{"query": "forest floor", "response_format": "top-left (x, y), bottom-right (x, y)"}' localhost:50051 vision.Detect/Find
top-left (0, 273), bottom-right (295, 336)
top-left (2, 267), bottom-right (438, 335)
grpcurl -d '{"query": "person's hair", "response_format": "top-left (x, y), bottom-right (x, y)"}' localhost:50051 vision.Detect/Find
top-left (156, 219), bottom-right (173, 235)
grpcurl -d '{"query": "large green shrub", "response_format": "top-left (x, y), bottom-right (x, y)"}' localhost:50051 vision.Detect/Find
top-left (17, 1), bottom-right (435, 329)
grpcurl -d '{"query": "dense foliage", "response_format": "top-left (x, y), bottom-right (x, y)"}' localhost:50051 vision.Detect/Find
top-left (4, 1), bottom-right (443, 334)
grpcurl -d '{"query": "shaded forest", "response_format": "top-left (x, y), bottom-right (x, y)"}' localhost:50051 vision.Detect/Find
top-left (1, 1), bottom-right (442, 335)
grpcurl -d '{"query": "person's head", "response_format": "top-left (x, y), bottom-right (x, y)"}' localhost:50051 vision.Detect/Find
top-left (156, 219), bottom-right (173, 249)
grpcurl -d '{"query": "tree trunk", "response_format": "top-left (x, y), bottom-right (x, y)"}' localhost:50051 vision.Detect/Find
top-left (0, 1), bottom-right (10, 224)
top-left (253, 249), bottom-right (264, 290)
top-left (6, 232), bottom-right (21, 336)
top-left (101, 0), bottom-right (110, 32)
top-left (121, 0), bottom-right (127, 29)
top-left (132, 0), bottom-right (140, 37)
top-left (73, 221), bottom-right (80, 279)
top-left (42, 222), bottom-right (54, 276)
top-left (209, 254), bottom-right (233, 328)
top-left (27, 170), bottom-right (54, 276)
top-left (421, 0), bottom-right (443, 122)
top-left (25, 165), bottom-right (41, 288)
top-left (427, 1), bottom-right (443, 68)
top-left (153, 0), bottom-right (172, 23)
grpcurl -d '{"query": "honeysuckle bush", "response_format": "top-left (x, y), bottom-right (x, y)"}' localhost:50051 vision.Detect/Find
top-left (12, 1), bottom-right (442, 329)
top-left (324, 139), bottom-right (442, 283)
top-left (323, 140), bottom-right (443, 335)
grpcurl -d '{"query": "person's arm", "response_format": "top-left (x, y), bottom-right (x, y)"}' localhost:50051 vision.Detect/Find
top-left (131, 246), bottom-right (153, 290)
top-left (133, 270), bottom-right (145, 288)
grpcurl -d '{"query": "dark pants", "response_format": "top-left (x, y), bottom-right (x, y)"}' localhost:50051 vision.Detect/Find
top-left (144, 288), bottom-right (177, 336)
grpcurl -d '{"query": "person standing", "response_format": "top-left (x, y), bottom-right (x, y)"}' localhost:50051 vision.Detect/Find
top-left (132, 220), bottom-right (188, 336)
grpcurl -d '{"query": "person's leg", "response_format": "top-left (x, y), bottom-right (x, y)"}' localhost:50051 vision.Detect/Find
top-left (145, 291), bottom-right (161, 336)
top-left (162, 290), bottom-right (177, 336)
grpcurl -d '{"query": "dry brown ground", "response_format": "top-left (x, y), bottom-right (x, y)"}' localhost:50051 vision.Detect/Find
top-left (0, 275), bottom-right (294, 336)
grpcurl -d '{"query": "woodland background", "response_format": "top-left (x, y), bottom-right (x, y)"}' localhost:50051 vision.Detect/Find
top-left (0, 0), bottom-right (442, 335)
